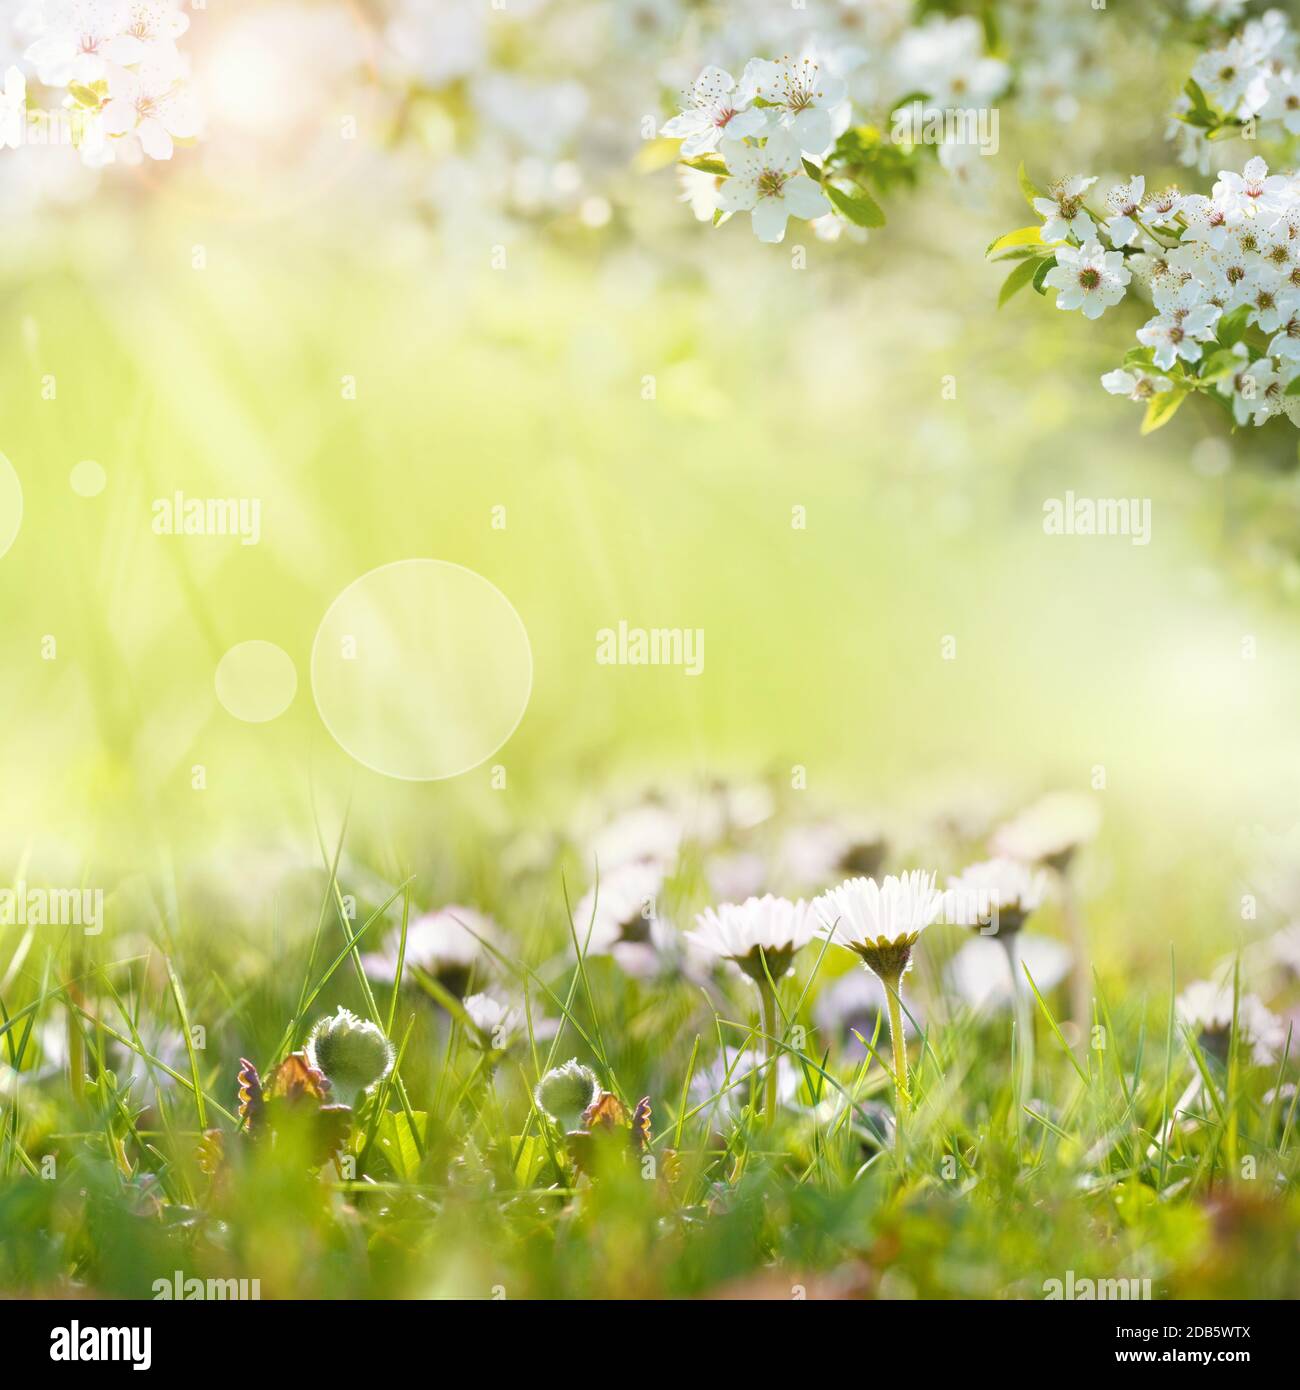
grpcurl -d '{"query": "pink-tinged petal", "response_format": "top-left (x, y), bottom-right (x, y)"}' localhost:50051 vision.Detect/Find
top-left (751, 198), bottom-right (790, 243)
top-left (137, 117), bottom-right (173, 160)
top-left (782, 175), bottom-right (829, 220)
top-left (101, 98), bottom-right (135, 136)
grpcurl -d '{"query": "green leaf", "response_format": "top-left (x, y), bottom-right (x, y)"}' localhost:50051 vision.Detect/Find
top-left (1122, 346), bottom-right (1157, 369)
top-left (825, 181), bottom-right (885, 228)
top-left (1184, 77), bottom-right (1214, 118)
top-left (1198, 348), bottom-right (1242, 383)
top-left (68, 82), bottom-right (101, 109)
top-left (1141, 388), bottom-right (1188, 435)
top-left (998, 256), bottom-right (1040, 307)
top-left (1017, 160), bottom-right (1042, 209)
top-left (1032, 255), bottom-right (1057, 295)
top-left (1286, 376), bottom-right (1300, 396)
top-left (801, 157), bottom-right (823, 181)
top-left (376, 1110), bottom-right (426, 1182)
top-left (1216, 303), bottom-right (1252, 348)
top-left (986, 225), bottom-right (1043, 258)
top-left (682, 156), bottom-right (727, 177)
top-left (990, 246), bottom-right (1050, 263)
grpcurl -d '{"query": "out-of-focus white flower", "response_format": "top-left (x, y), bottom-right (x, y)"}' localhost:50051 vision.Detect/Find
top-left (945, 858), bottom-right (1049, 937)
top-left (1192, 38), bottom-right (1270, 119)
top-left (815, 967), bottom-right (920, 1042)
top-left (992, 793), bottom-right (1101, 869)
top-left (660, 65), bottom-right (767, 156)
top-left (463, 992), bottom-right (522, 1051)
top-left (101, 59), bottom-right (198, 160)
top-left (361, 905), bottom-right (500, 995)
top-left (686, 893), bottom-right (815, 981)
top-left (384, 0), bottom-right (485, 88)
top-left (1261, 69), bottom-right (1300, 135)
top-left (705, 849), bottom-right (766, 903)
top-left (1267, 922), bottom-right (1300, 980)
top-left (1176, 979), bottom-right (1286, 1065)
top-left (1033, 175), bottom-right (1097, 244)
top-left (691, 1044), bottom-right (802, 1117)
top-left (1043, 241), bottom-right (1131, 320)
top-left (813, 871), bottom-right (942, 981)
top-left (718, 130), bottom-right (829, 242)
top-left (572, 861), bottom-right (664, 955)
top-left (895, 15), bottom-right (1008, 109)
top-left (947, 934), bottom-right (1072, 1012)
top-left (586, 801), bottom-right (682, 872)
top-left (0, 66), bottom-right (24, 150)
top-left (779, 818), bottom-right (887, 891)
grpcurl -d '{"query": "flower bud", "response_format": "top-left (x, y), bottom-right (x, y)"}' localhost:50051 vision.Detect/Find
top-left (307, 1006), bottom-right (393, 1101)
top-left (534, 1059), bottom-right (600, 1130)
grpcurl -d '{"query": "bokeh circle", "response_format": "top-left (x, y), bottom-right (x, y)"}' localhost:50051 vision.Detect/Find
top-left (311, 559), bottom-right (532, 781)
top-left (215, 641), bottom-right (299, 723)
top-left (70, 460), bottom-right (107, 497)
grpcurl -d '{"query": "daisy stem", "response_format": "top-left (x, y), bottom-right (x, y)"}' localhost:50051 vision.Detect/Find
top-left (1002, 936), bottom-right (1034, 1112)
top-left (758, 979), bottom-right (779, 1127)
top-left (881, 970), bottom-right (910, 1113)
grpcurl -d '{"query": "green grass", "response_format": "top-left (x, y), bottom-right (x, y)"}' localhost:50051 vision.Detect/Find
top-left (1, 797), bottom-right (1297, 1301)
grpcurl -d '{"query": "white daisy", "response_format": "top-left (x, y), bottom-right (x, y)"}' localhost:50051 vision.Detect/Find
top-left (463, 992), bottom-right (522, 1051)
top-left (361, 905), bottom-right (499, 995)
top-left (1176, 980), bottom-right (1286, 1066)
top-left (945, 858), bottom-right (1049, 938)
top-left (572, 861), bottom-right (664, 956)
top-left (813, 871), bottom-right (942, 981)
top-left (947, 934), bottom-right (1072, 1013)
top-left (685, 893), bottom-right (815, 981)
top-left (992, 793), bottom-right (1100, 870)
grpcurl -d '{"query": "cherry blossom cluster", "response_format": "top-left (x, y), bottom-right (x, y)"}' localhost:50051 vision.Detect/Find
top-left (1, 0), bottom-right (199, 166)
top-left (991, 156), bottom-right (1300, 433)
top-left (661, 14), bottom-right (1010, 245)
top-left (1169, 7), bottom-right (1300, 173)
